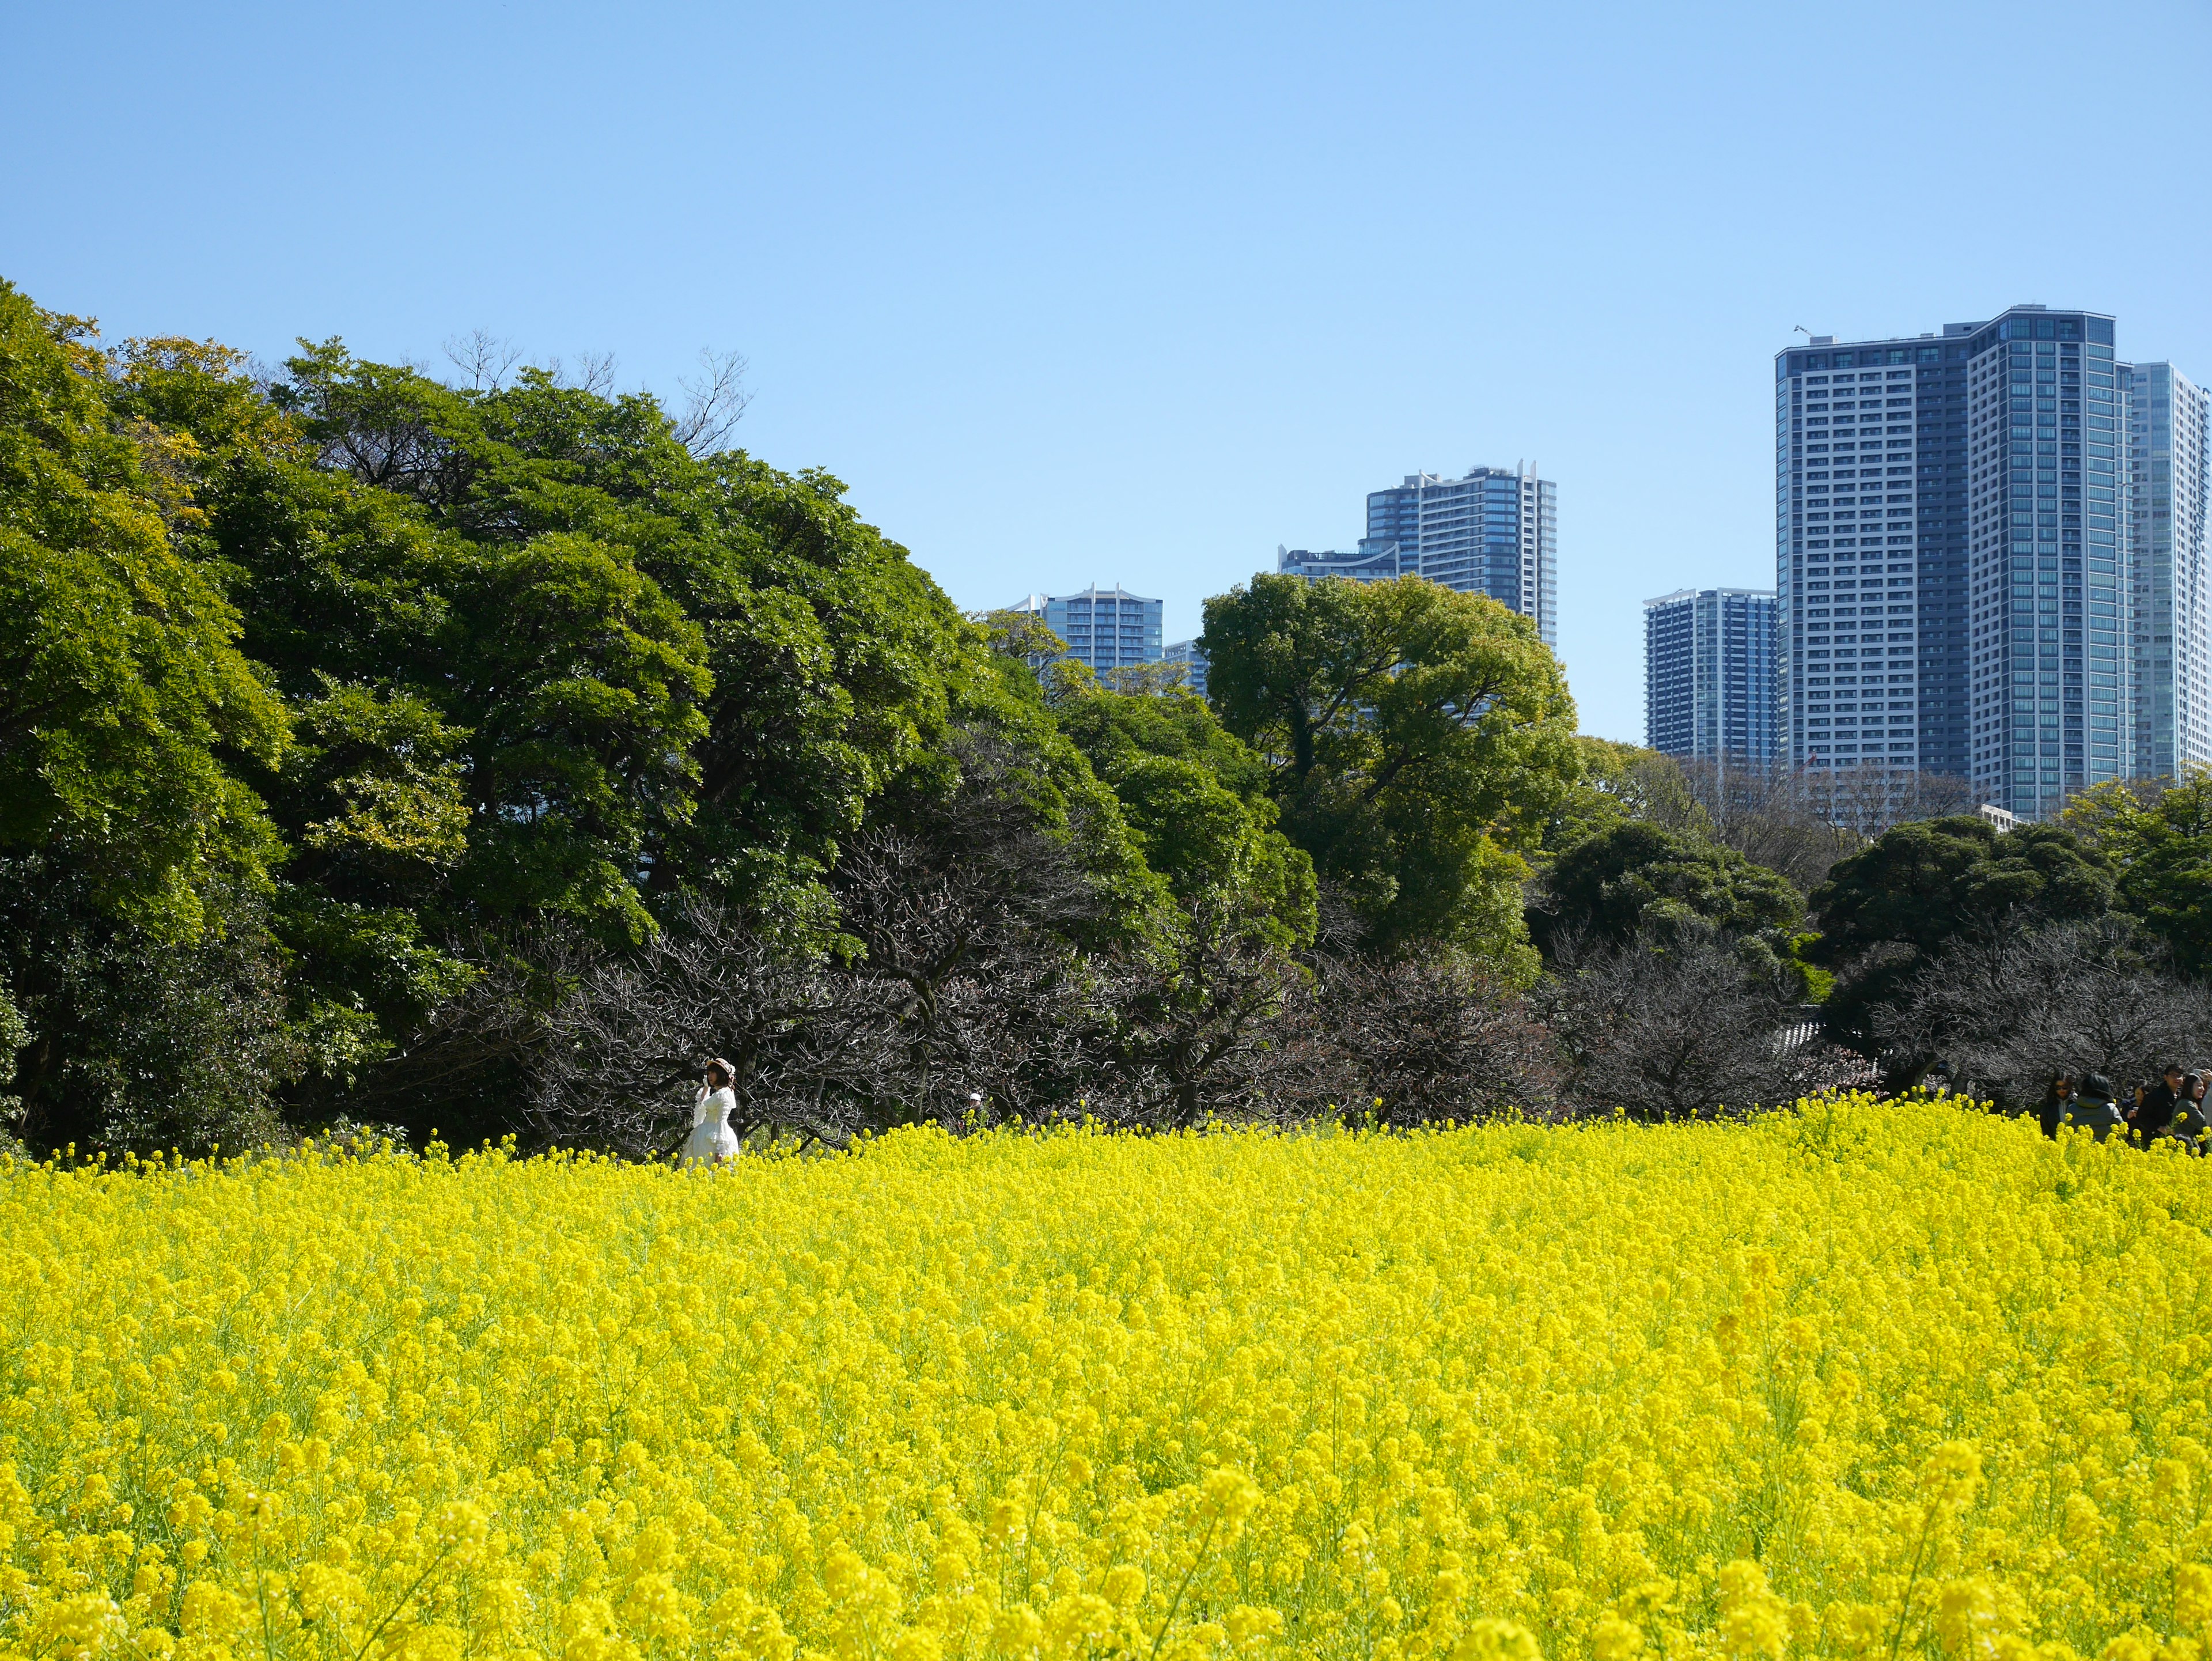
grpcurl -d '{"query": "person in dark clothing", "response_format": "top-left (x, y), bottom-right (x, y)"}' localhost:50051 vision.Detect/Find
top-left (2176, 1072), bottom-right (2211, 1153)
top-left (2135, 1064), bottom-right (2186, 1147)
top-left (2037, 1076), bottom-right (2074, 1140)
top-left (2068, 1073), bottom-right (2126, 1142)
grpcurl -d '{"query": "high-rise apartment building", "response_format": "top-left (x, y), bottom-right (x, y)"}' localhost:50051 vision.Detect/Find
top-left (1359, 466), bottom-right (1557, 648)
top-left (1776, 306), bottom-right (2162, 818)
top-left (2126, 364), bottom-right (2211, 779)
top-left (1005, 586), bottom-right (1164, 676)
top-left (1643, 588), bottom-right (1779, 763)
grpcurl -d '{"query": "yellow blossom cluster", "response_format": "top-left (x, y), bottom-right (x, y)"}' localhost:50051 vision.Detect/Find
top-left (6, 1095), bottom-right (2212, 1661)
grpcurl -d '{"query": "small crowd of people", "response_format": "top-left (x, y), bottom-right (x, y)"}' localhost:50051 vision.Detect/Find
top-left (2035, 1064), bottom-right (2212, 1150)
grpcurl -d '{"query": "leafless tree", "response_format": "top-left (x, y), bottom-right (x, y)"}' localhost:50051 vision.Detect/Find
top-left (1281, 950), bottom-right (1562, 1125)
top-left (443, 330), bottom-right (523, 392)
top-left (832, 824), bottom-right (1109, 1127)
top-left (1809, 762), bottom-right (1978, 842)
top-left (1536, 929), bottom-right (1865, 1119)
top-left (1097, 899), bottom-right (1306, 1128)
top-left (1874, 918), bottom-right (2212, 1107)
top-left (525, 351), bottom-right (617, 396)
top-left (827, 729), bottom-right (1125, 1126)
top-left (524, 902), bottom-right (885, 1154)
top-left (673, 348), bottom-right (752, 455)
top-left (1665, 756), bottom-right (1859, 890)
top-left (363, 904), bottom-right (879, 1156)
top-left (1657, 758), bottom-right (1976, 893)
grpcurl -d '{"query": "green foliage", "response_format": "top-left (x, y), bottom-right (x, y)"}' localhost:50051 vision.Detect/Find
top-left (269, 341), bottom-right (1001, 927)
top-left (976, 607), bottom-right (1066, 667)
top-left (1541, 820), bottom-right (1804, 944)
top-left (1810, 814), bottom-right (2114, 962)
top-left (1199, 573), bottom-right (1579, 969)
top-left (0, 285), bottom-right (288, 937)
top-left (2, 281), bottom-right (1126, 1149)
top-left (0, 857), bottom-right (298, 1152)
top-left (1051, 676), bottom-right (1314, 949)
top-left (1810, 813), bottom-right (2116, 1047)
top-left (2063, 776), bottom-right (2212, 966)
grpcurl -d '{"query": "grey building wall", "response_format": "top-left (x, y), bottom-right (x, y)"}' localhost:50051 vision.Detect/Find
top-left (1275, 543), bottom-right (1407, 582)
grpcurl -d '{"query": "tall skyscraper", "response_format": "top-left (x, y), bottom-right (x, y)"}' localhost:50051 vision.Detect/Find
top-left (1359, 466), bottom-right (1557, 648)
top-left (1643, 588), bottom-right (1780, 763)
top-left (1776, 306), bottom-right (2162, 818)
top-left (1006, 585), bottom-right (1163, 676)
top-left (2126, 364), bottom-right (2211, 780)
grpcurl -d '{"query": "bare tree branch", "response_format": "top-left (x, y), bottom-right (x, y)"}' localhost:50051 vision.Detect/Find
top-left (442, 330), bottom-right (522, 392)
top-left (673, 347), bottom-right (752, 455)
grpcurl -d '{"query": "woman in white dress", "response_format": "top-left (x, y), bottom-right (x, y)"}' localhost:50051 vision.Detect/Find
top-left (681, 1059), bottom-right (742, 1166)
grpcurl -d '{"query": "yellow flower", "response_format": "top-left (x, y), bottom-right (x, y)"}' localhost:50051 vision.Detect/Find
top-left (1589, 1616), bottom-right (1643, 1661)
top-left (1450, 1617), bottom-right (1543, 1661)
top-left (1717, 1561), bottom-right (1788, 1660)
top-left (0, 1097), bottom-right (2205, 1660)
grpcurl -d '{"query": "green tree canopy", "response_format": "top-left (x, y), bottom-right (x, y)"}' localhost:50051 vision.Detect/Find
top-left (1809, 813), bottom-right (2116, 1047)
top-left (1199, 572), bottom-right (1578, 968)
top-left (1050, 671), bottom-right (1313, 947)
top-left (0, 285), bottom-right (287, 937)
top-left (2064, 777), bottom-right (2212, 966)
top-left (1811, 814), bottom-right (2114, 960)
top-left (1541, 820), bottom-right (1804, 945)
top-left (0, 286), bottom-right (1172, 1150)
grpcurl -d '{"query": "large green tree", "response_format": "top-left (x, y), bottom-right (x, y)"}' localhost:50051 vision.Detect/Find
top-left (1199, 572), bottom-right (1578, 970)
top-left (1540, 820), bottom-right (1804, 945)
top-left (1810, 813), bottom-right (2115, 1046)
top-left (2, 285), bottom-right (1153, 1149)
top-left (2064, 777), bottom-right (2212, 966)
top-left (267, 342), bottom-right (1001, 924)
top-left (1812, 815), bottom-right (2114, 959)
top-left (1050, 669), bottom-right (1313, 943)
top-left (0, 285), bottom-right (288, 938)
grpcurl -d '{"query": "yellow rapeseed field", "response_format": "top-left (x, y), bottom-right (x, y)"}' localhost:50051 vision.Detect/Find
top-left (6, 1095), bottom-right (2212, 1661)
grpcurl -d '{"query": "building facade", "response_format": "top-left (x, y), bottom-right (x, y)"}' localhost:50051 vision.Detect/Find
top-left (1643, 588), bottom-right (1779, 763)
top-left (2126, 364), bottom-right (2212, 780)
top-left (1358, 466), bottom-right (1557, 648)
top-left (1275, 543), bottom-right (1406, 583)
top-left (1776, 306), bottom-right (2161, 818)
top-left (1164, 638), bottom-right (1209, 698)
top-left (1006, 587), bottom-right (1164, 676)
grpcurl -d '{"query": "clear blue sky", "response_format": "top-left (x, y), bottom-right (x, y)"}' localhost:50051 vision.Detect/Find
top-left (6, 1), bottom-right (2209, 741)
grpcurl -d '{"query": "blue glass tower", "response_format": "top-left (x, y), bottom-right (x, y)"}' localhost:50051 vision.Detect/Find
top-left (1358, 466), bottom-right (1557, 648)
top-left (2126, 364), bottom-right (2212, 780)
top-left (1644, 588), bottom-right (1779, 764)
top-left (1777, 307), bottom-right (2137, 818)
